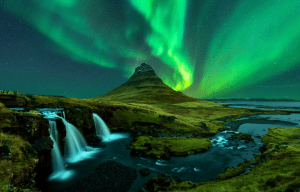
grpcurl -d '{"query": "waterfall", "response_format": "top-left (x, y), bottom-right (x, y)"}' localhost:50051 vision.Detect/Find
top-left (59, 117), bottom-right (88, 161)
top-left (49, 120), bottom-right (59, 147)
top-left (48, 120), bottom-right (65, 173)
top-left (93, 113), bottom-right (111, 136)
top-left (63, 111), bottom-right (66, 119)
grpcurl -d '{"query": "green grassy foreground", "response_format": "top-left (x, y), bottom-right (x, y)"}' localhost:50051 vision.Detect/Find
top-left (0, 92), bottom-right (300, 191)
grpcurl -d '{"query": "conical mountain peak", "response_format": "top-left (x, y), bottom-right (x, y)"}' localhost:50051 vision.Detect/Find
top-left (93, 63), bottom-right (199, 104)
top-left (124, 63), bottom-right (163, 86)
top-left (132, 63), bottom-right (156, 76)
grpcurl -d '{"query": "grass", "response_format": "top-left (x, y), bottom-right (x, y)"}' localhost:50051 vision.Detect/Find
top-left (0, 131), bottom-right (40, 192)
top-left (1, 91), bottom-right (300, 192)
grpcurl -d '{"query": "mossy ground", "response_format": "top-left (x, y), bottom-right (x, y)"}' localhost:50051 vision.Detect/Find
top-left (0, 132), bottom-right (40, 192)
top-left (130, 136), bottom-right (212, 159)
top-left (144, 127), bottom-right (300, 192)
top-left (1, 92), bottom-right (299, 192)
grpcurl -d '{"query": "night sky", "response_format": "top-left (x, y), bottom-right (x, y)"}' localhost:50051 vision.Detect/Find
top-left (1, 0), bottom-right (300, 100)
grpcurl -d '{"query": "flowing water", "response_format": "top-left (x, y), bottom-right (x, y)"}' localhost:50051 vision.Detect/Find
top-left (93, 113), bottom-right (111, 136)
top-left (48, 121), bottom-right (64, 173)
top-left (8, 103), bottom-right (300, 191)
top-left (212, 100), bottom-right (300, 111)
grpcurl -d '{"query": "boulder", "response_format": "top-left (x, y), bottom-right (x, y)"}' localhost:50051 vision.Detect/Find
top-left (146, 173), bottom-right (174, 191)
top-left (139, 168), bottom-right (150, 176)
top-left (94, 135), bottom-right (103, 142)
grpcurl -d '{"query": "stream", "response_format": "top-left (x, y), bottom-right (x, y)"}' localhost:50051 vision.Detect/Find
top-left (8, 105), bottom-right (300, 191)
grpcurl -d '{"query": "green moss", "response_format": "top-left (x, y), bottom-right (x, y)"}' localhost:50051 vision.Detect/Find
top-left (23, 143), bottom-right (38, 158)
top-left (0, 102), bottom-right (13, 114)
top-left (158, 126), bottom-right (300, 192)
top-left (130, 136), bottom-right (212, 159)
top-left (3, 91), bottom-right (298, 192)
top-left (229, 132), bottom-right (256, 143)
top-left (0, 132), bottom-right (39, 192)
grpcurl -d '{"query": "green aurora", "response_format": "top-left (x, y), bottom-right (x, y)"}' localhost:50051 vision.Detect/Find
top-left (198, 0), bottom-right (300, 98)
top-left (2, 0), bottom-right (300, 99)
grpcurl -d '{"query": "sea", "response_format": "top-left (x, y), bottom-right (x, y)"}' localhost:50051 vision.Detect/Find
top-left (207, 100), bottom-right (300, 111)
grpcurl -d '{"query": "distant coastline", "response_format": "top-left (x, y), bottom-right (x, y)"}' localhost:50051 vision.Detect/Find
top-left (201, 98), bottom-right (300, 101)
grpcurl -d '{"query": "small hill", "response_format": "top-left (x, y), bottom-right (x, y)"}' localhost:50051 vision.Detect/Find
top-left (92, 63), bottom-right (199, 104)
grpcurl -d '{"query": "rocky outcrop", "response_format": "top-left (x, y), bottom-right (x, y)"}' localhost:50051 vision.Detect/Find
top-left (32, 137), bottom-right (53, 152)
top-left (1, 112), bottom-right (50, 143)
top-left (63, 107), bottom-right (95, 146)
top-left (0, 94), bottom-right (28, 107)
top-left (128, 63), bottom-right (157, 80)
top-left (0, 110), bottom-right (52, 192)
top-left (31, 137), bottom-right (53, 191)
top-left (228, 132), bottom-right (255, 143)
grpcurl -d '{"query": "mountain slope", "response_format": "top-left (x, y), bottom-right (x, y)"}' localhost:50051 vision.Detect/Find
top-left (92, 63), bottom-right (199, 104)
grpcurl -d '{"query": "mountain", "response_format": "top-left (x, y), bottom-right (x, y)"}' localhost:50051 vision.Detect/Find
top-left (92, 63), bottom-right (199, 104)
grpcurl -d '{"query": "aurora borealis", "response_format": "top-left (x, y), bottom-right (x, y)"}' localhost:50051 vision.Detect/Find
top-left (1, 0), bottom-right (300, 99)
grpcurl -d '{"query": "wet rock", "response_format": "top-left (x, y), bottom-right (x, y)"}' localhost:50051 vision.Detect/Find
top-left (89, 136), bottom-right (106, 147)
top-left (2, 114), bottom-right (50, 144)
top-left (158, 173), bottom-right (173, 186)
top-left (29, 138), bottom-right (53, 192)
top-left (32, 137), bottom-right (53, 152)
top-left (94, 135), bottom-right (103, 142)
top-left (0, 110), bottom-right (53, 192)
top-left (0, 145), bottom-right (12, 159)
top-left (228, 132), bottom-right (255, 143)
top-left (64, 107), bottom-right (94, 138)
top-left (139, 168), bottom-right (150, 176)
top-left (146, 173), bottom-right (174, 191)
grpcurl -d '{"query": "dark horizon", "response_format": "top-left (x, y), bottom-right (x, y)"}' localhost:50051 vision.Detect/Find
top-left (0, 89), bottom-right (299, 102)
top-left (202, 98), bottom-right (300, 101)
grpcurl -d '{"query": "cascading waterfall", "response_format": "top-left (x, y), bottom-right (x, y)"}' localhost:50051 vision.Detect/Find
top-left (49, 120), bottom-right (60, 147)
top-left (63, 111), bottom-right (66, 119)
top-left (59, 117), bottom-right (88, 162)
top-left (93, 113), bottom-right (111, 136)
top-left (48, 120), bottom-right (65, 173)
top-left (42, 109), bottom-right (100, 182)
